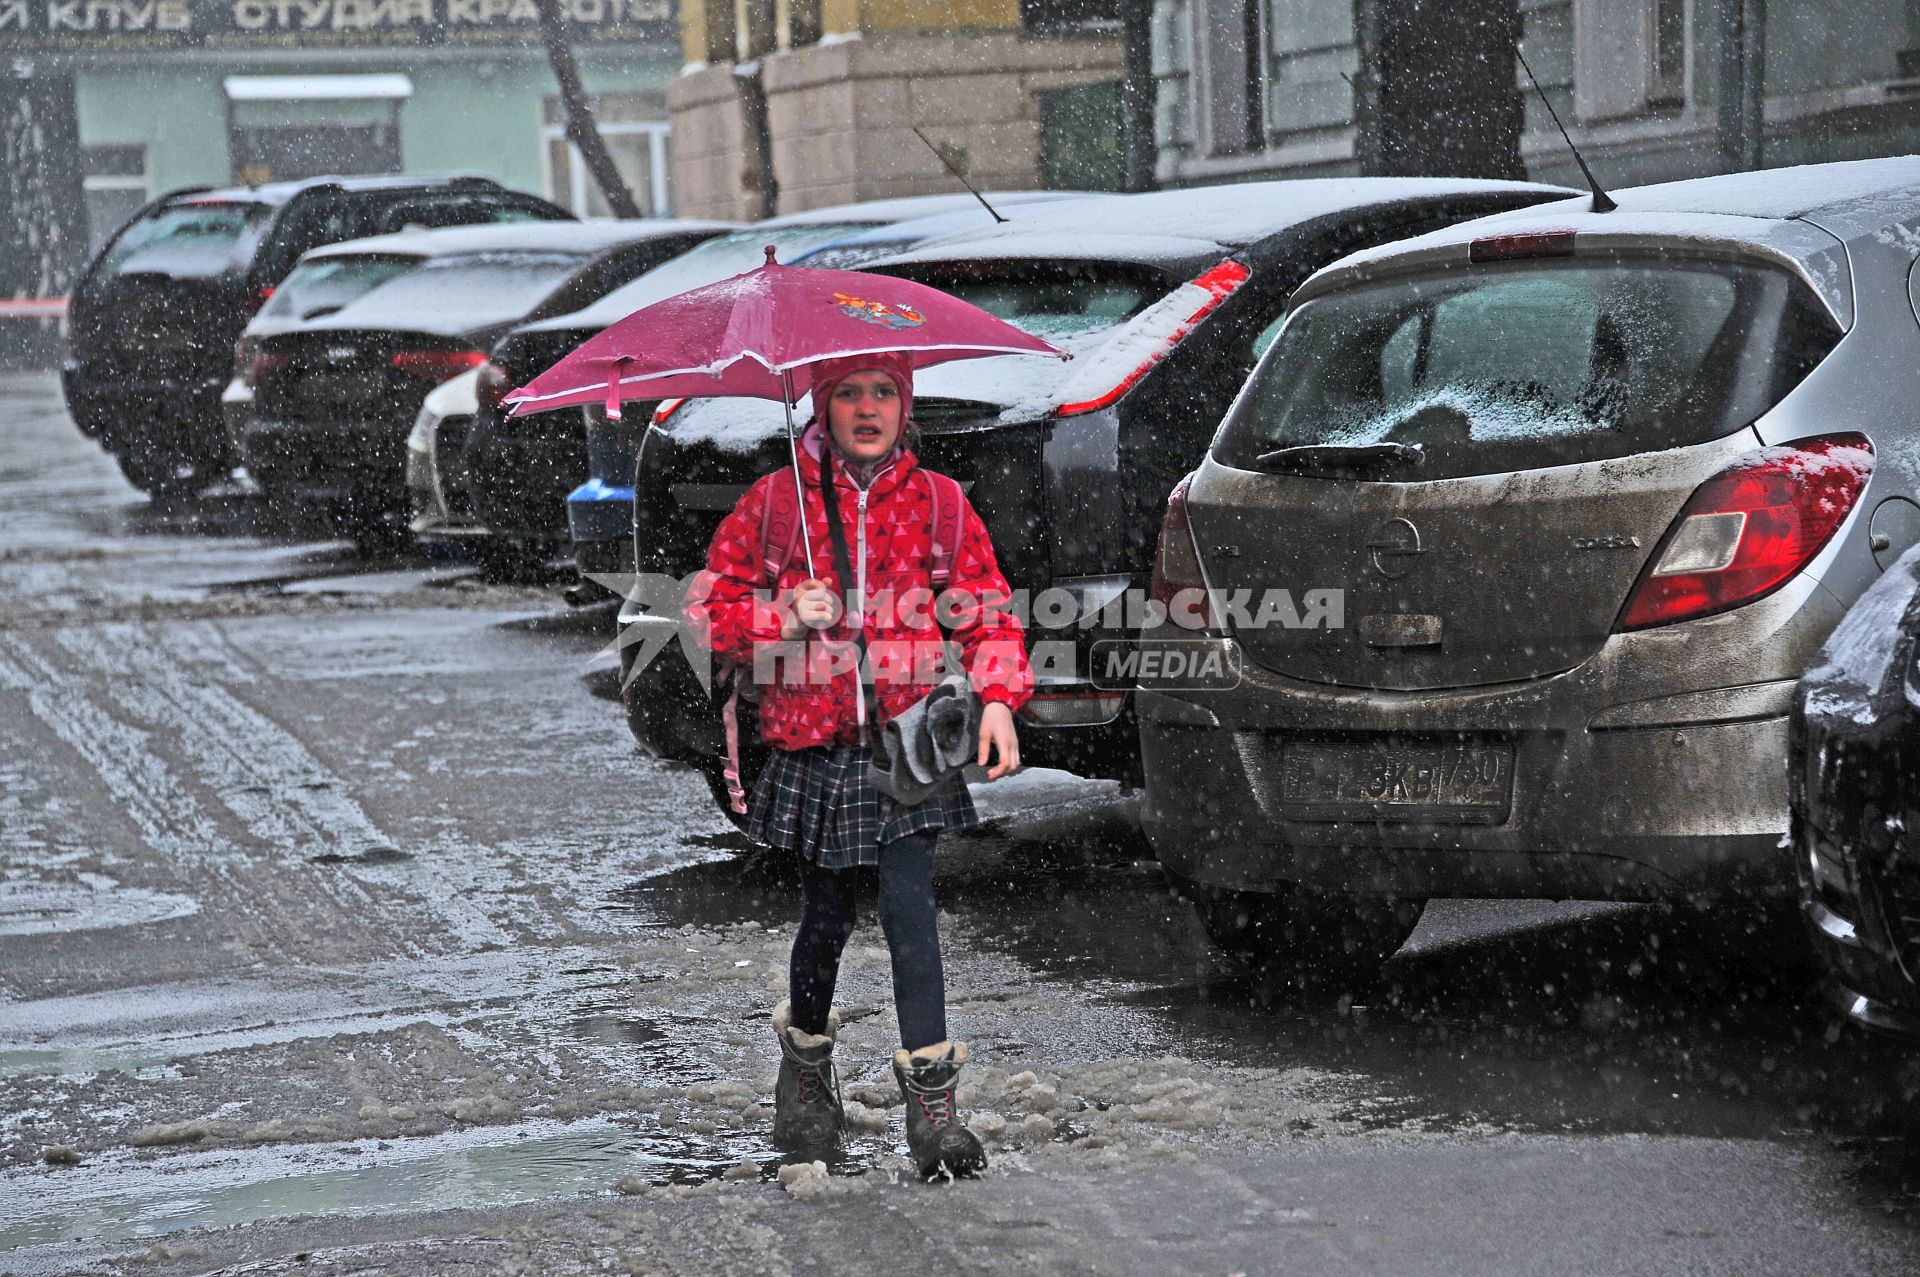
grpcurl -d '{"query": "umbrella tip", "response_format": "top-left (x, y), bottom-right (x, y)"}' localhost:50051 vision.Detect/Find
top-left (764, 245), bottom-right (777, 266)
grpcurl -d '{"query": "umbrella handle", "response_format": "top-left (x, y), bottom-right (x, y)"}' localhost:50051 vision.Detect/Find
top-left (781, 369), bottom-right (815, 578)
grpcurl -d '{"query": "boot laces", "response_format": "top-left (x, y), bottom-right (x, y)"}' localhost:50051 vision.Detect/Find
top-left (902, 1073), bottom-right (957, 1128)
top-left (780, 1036), bottom-right (843, 1115)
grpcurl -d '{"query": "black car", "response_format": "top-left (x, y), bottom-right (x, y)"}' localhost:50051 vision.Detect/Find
top-left (464, 194), bottom-right (1075, 577)
top-left (1792, 539), bottom-right (1920, 1036)
top-left (617, 178), bottom-right (1575, 816)
top-left (239, 219), bottom-right (727, 547)
top-left (63, 175), bottom-right (570, 496)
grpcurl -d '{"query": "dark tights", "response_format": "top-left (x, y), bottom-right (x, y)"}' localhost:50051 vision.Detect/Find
top-left (788, 832), bottom-right (947, 1050)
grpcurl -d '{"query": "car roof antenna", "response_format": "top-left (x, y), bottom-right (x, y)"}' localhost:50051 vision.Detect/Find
top-left (911, 126), bottom-right (1007, 224)
top-left (1513, 43), bottom-right (1616, 213)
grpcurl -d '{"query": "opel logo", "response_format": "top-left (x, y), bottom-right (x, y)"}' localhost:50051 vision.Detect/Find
top-left (1366, 516), bottom-right (1426, 578)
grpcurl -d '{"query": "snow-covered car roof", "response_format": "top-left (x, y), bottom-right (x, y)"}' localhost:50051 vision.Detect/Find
top-left (792, 193), bottom-right (1107, 265)
top-left (1293, 158), bottom-right (1920, 330)
top-left (302, 218), bottom-right (736, 263)
top-left (877, 178), bottom-right (1576, 270)
top-left (515, 195), bottom-right (1056, 336)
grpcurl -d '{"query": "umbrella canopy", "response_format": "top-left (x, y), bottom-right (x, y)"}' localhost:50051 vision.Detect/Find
top-left (504, 247), bottom-right (1067, 418)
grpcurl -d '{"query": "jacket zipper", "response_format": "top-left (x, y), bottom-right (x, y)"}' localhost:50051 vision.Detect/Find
top-left (854, 484), bottom-right (869, 744)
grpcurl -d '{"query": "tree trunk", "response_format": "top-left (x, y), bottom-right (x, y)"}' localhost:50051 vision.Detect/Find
top-left (533, 0), bottom-right (642, 218)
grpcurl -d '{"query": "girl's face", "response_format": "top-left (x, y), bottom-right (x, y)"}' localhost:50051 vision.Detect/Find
top-left (825, 370), bottom-right (903, 464)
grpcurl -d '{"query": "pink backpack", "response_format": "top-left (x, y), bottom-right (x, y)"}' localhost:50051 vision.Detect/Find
top-left (717, 468), bottom-right (969, 815)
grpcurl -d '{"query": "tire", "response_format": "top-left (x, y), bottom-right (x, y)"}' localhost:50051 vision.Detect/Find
top-left (1180, 877), bottom-right (1425, 995)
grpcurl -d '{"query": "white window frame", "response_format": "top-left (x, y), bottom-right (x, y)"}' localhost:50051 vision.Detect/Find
top-left (540, 121), bottom-right (672, 217)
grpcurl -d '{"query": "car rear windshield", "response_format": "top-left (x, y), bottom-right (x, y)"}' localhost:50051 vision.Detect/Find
top-left (326, 250), bottom-right (588, 330)
top-left (881, 261), bottom-right (1169, 337)
top-left (262, 254), bottom-right (419, 321)
top-left (1213, 255), bottom-right (1842, 479)
top-left (98, 199), bottom-right (270, 280)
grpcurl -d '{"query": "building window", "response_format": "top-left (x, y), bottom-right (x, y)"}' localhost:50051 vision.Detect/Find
top-left (81, 144), bottom-right (147, 253)
top-left (1196, 0), bottom-right (1266, 156)
top-left (541, 94), bottom-right (672, 217)
top-left (1648, 0), bottom-right (1688, 105)
top-left (1152, 0), bottom-right (1197, 157)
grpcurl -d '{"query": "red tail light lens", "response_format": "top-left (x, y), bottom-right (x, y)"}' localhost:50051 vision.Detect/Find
top-left (253, 285), bottom-right (275, 312)
top-left (1619, 434), bottom-right (1873, 631)
top-left (1468, 230), bottom-right (1576, 262)
top-left (475, 360), bottom-right (512, 413)
top-left (392, 349), bottom-right (488, 383)
top-left (1056, 259), bottom-right (1251, 417)
top-left (653, 397), bottom-right (689, 427)
top-left (250, 350), bottom-right (289, 383)
top-left (1149, 474), bottom-right (1219, 633)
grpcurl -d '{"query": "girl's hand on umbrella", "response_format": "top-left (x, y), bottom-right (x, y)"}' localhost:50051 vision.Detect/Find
top-left (978, 702), bottom-right (1020, 780)
top-left (779, 580), bottom-right (839, 640)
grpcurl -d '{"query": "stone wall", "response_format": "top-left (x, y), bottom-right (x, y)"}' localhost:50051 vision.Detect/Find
top-left (670, 29), bottom-right (1123, 219)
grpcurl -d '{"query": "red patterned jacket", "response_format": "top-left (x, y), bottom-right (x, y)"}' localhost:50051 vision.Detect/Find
top-left (686, 442), bottom-right (1032, 751)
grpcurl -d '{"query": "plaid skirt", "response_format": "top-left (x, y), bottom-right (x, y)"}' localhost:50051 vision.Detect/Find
top-left (746, 744), bottom-right (978, 869)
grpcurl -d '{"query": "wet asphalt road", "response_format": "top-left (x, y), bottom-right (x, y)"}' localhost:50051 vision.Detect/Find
top-left (3, 369), bottom-right (1920, 1275)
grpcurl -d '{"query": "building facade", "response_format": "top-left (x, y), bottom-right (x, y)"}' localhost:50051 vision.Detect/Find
top-left (2, 0), bottom-right (681, 283)
top-left (667, 0), bottom-right (1129, 220)
top-left (1152, 0), bottom-right (1920, 190)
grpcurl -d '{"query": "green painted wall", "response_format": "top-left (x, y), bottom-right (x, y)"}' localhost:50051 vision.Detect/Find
top-left (74, 48), bottom-right (673, 198)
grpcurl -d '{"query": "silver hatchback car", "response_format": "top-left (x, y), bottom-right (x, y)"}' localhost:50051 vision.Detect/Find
top-left (1136, 157), bottom-right (1920, 984)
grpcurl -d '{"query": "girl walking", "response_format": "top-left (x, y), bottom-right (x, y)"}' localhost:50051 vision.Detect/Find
top-left (689, 351), bottom-right (1031, 1179)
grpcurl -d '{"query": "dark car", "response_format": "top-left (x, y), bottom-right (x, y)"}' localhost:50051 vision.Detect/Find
top-left (614, 178), bottom-right (1573, 818)
top-left (239, 219), bottom-right (728, 548)
top-left (63, 175), bottom-right (570, 496)
top-left (463, 194), bottom-right (1089, 579)
top-left (1792, 539), bottom-right (1920, 1037)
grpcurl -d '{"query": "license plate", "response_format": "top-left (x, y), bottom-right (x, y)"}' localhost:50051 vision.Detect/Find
top-left (1278, 740), bottom-right (1512, 822)
top-left (301, 371), bottom-right (381, 404)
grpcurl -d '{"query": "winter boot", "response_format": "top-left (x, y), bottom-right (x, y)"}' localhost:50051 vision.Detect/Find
top-left (892, 1040), bottom-right (987, 1180)
top-left (772, 1001), bottom-right (845, 1151)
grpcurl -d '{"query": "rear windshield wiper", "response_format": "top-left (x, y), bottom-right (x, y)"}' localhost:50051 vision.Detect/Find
top-left (1252, 442), bottom-right (1426, 475)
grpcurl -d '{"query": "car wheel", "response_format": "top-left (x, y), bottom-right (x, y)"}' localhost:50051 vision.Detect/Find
top-left (1180, 877), bottom-right (1425, 994)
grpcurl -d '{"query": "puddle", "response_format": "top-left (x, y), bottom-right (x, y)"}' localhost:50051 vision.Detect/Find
top-left (0, 1118), bottom-right (759, 1253)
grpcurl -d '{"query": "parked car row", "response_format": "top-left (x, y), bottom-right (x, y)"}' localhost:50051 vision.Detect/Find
top-left (64, 173), bottom-right (572, 496)
top-left (615, 158), bottom-right (1920, 1020)
top-left (62, 160), bottom-right (1920, 1036)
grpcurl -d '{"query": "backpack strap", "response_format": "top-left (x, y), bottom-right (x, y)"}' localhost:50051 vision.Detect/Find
top-left (758, 474), bottom-right (806, 585)
top-left (922, 469), bottom-right (966, 590)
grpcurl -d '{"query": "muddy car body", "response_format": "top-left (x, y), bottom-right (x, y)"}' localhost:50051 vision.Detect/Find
top-left (62, 176), bottom-right (569, 496)
top-left (239, 220), bottom-right (726, 544)
top-left (1137, 158), bottom-right (1920, 979)
top-left (616, 179), bottom-right (1573, 812)
top-left (1791, 541), bottom-right (1920, 1037)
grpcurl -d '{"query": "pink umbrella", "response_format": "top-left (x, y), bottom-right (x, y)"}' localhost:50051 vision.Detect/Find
top-left (505, 246), bottom-right (1067, 573)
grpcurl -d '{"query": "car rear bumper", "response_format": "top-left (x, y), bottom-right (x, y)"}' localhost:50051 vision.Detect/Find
top-left (1137, 646), bottom-right (1799, 903)
top-left (241, 416), bottom-right (407, 514)
top-left (63, 360), bottom-right (228, 458)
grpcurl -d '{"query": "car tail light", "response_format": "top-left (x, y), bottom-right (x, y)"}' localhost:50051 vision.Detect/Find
top-left (475, 360), bottom-right (512, 414)
top-left (653, 397), bottom-right (689, 426)
top-left (393, 349), bottom-right (488, 383)
top-left (1019, 689), bottom-right (1127, 727)
top-left (1468, 230), bottom-right (1576, 262)
top-left (1619, 434), bottom-right (1873, 631)
top-left (1149, 474), bottom-right (1220, 634)
top-left (253, 285), bottom-right (275, 311)
top-left (1055, 259), bottom-right (1251, 417)
top-left (250, 350), bottom-right (289, 383)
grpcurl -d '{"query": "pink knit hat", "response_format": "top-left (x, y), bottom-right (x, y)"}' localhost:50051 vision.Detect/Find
top-left (805, 351), bottom-right (914, 427)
